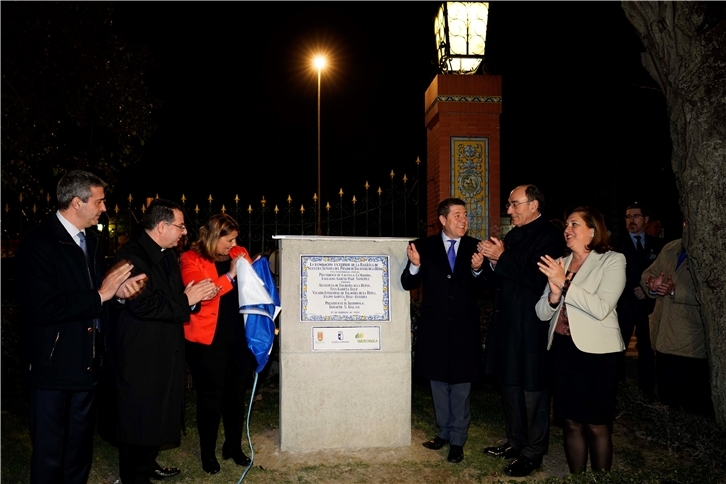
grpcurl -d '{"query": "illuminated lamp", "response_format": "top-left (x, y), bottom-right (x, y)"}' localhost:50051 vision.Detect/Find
top-left (435, 2), bottom-right (489, 75)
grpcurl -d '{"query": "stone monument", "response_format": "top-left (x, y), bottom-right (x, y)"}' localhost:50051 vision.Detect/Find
top-left (276, 235), bottom-right (413, 452)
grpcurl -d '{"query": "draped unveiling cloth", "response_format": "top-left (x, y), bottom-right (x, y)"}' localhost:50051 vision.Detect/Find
top-left (235, 257), bottom-right (281, 373)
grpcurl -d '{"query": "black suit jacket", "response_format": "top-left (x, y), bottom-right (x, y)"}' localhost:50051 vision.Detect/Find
top-left (16, 213), bottom-right (107, 391)
top-left (482, 214), bottom-right (564, 390)
top-left (401, 233), bottom-right (483, 384)
top-left (614, 232), bottom-right (664, 331)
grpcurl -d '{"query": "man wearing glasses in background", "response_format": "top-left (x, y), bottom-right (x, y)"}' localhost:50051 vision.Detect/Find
top-left (479, 184), bottom-right (564, 477)
top-left (107, 199), bottom-right (219, 484)
top-left (614, 202), bottom-right (663, 398)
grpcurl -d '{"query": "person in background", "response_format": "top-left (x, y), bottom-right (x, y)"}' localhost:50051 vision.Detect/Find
top-left (614, 202), bottom-right (663, 396)
top-left (641, 233), bottom-right (713, 418)
top-left (180, 214), bottom-right (256, 474)
top-left (644, 217), bottom-right (663, 239)
top-left (535, 206), bottom-right (626, 474)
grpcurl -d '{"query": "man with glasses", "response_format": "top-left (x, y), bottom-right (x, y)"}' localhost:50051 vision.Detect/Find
top-left (107, 199), bottom-right (219, 484)
top-left (614, 202), bottom-right (663, 397)
top-left (479, 184), bottom-right (563, 477)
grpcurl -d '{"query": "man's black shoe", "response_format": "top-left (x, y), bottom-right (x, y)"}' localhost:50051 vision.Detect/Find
top-left (201, 454), bottom-right (220, 475)
top-left (422, 436), bottom-right (449, 450)
top-left (505, 456), bottom-right (541, 477)
top-left (483, 444), bottom-right (520, 459)
top-left (222, 447), bottom-right (252, 466)
top-left (447, 445), bottom-right (464, 463)
top-left (150, 466), bottom-right (181, 480)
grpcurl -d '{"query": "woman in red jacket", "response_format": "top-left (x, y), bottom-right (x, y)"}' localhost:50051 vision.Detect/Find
top-left (181, 214), bottom-right (254, 474)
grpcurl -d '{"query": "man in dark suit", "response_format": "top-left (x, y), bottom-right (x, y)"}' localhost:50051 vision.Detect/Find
top-left (16, 170), bottom-right (146, 484)
top-left (108, 199), bottom-right (218, 484)
top-left (614, 202), bottom-right (663, 396)
top-left (401, 198), bottom-right (484, 464)
top-left (479, 184), bottom-right (564, 477)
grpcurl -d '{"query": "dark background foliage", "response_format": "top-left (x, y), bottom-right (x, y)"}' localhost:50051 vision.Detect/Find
top-left (1, 2), bottom-right (159, 197)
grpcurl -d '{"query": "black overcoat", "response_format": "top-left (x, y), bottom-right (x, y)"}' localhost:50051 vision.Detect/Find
top-left (482, 215), bottom-right (564, 390)
top-left (16, 214), bottom-right (107, 390)
top-left (107, 231), bottom-right (190, 446)
top-left (401, 233), bottom-right (483, 384)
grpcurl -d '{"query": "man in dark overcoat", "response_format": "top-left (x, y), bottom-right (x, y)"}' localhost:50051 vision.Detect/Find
top-left (614, 202), bottom-right (663, 396)
top-left (108, 199), bottom-right (218, 484)
top-left (479, 185), bottom-right (564, 477)
top-left (401, 198), bottom-right (484, 464)
top-left (16, 170), bottom-right (145, 484)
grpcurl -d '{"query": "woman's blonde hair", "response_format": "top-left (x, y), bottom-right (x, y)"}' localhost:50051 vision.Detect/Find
top-left (191, 213), bottom-right (240, 261)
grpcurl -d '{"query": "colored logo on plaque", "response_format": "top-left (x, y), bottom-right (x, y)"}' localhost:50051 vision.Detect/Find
top-left (317, 332), bottom-right (324, 342)
top-left (337, 331), bottom-right (344, 341)
top-left (355, 333), bottom-right (364, 339)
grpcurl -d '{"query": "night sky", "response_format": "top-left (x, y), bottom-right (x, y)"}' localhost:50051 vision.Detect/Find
top-left (108, 2), bottom-right (680, 238)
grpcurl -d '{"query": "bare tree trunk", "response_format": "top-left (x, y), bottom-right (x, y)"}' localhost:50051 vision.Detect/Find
top-left (621, 1), bottom-right (726, 426)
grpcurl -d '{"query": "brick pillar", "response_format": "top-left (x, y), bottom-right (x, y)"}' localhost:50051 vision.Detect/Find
top-left (424, 74), bottom-right (502, 240)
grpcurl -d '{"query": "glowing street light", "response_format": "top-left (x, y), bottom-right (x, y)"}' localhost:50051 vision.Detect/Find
top-left (313, 56), bottom-right (326, 71)
top-left (314, 55), bottom-right (326, 235)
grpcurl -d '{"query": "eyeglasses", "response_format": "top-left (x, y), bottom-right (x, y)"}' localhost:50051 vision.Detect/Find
top-left (166, 222), bottom-right (187, 231)
top-left (505, 199), bottom-right (532, 209)
top-left (624, 214), bottom-right (644, 220)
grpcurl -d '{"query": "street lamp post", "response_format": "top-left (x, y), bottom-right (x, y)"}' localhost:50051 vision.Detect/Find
top-left (314, 56), bottom-right (326, 235)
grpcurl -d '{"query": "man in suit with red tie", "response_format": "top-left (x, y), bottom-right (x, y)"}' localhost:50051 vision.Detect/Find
top-left (401, 198), bottom-right (485, 464)
top-left (614, 202), bottom-right (664, 397)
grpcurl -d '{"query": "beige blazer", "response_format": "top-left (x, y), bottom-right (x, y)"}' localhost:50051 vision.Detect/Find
top-left (535, 250), bottom-right (626, 354)
top-left (640, 239), bottom-right (705, 359)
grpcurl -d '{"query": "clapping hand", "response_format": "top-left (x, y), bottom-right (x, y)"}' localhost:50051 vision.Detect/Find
top-left (407, 242), bottom-right (421, 266)
top-left (99, 261), bottom-right (146, 303)
top-left (116, 274), bottom-right (147, 300)
top-left (537, 255), bottom-right (567, 298)
top-left (184, 278), bottom-right (220, 305)
top-left (645, 272), bottom-right (674, 296)
top-left (471, 251), bottom-right (484, 271)
top-left (477, 237), bottom-right (504, 265)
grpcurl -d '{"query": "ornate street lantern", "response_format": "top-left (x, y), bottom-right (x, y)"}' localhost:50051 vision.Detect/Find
top-left (435, 2), bottom-right (489, 74)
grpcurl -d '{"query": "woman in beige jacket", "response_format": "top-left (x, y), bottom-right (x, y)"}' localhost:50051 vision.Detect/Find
top-left (535, 207), bottom-right (626, 474)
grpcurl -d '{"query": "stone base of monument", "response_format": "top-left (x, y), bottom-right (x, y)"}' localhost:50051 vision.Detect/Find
top-left (275, 236), bottom-right (412, 452)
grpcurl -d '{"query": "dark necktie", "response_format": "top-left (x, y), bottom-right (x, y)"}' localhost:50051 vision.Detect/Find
top-left (447, 239), bottom-right (456, 272)
top-left (79, 231), bottom-right (101, 331)
top-left (634, 235), bottom-right (644, 255)
top-left (78, 231), bottom-right (89, 262)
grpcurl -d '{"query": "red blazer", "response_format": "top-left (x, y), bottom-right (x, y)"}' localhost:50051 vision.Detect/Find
top-left (180, 247), bottom-right (252, 345)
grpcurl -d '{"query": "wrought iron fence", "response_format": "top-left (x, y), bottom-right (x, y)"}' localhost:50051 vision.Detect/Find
top-left (1, 160), bottom-right (426, 258)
